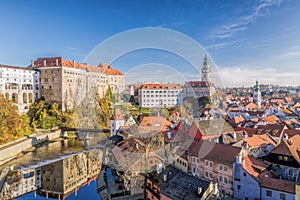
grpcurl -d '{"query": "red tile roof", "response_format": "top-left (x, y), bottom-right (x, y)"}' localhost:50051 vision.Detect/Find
top-left (0, 64), bottom-right (33, 71)
top-left (269, 135), bottom-right (300, 164)
top-left (140, 83), bottom-right (181, 90)
top-left (111, 109), bottom-right (124, 120)
top-left (243, 134), bottom-right (276, 148)
top-left (32, 57), bottom-right (123, 75)
top-left (242, 156), bottom-right (268, 181)
top-left (256, 124), bottom-right (286, 137)
top-left (259, 176), bottom-right (295, 194)
top-left (263, 115), bottom-right (280, 124)
top-left (203, 143), bottom-right (241, 166)
top-left (139, 116), bottom-right (172, 132)
top-left (184, 81), bottom-right (214, 87)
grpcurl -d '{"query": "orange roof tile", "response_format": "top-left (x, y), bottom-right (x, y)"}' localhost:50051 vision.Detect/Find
top-left (139, 116), bottom-right (172, 132)
top-left (111, 109), bottom-right (124, 120)
top-left (32, 57), bottom-right (123, 74)
top-left (184, 81), bottom-right (214, 87)
top-left (263, 115), bottom-right (280, 124)
top-left (140, 83), bottom-right (181, 90)
top-left (270, 135), bottom-right (300, 164)
top-left (242, 156), bottom-right (268, 181)
top-left (243, 134), bottom-right (276, 148)
top-left (204, 143), bottom-right (241, 166)
top-left (259, 176), bottom-right (295, 194)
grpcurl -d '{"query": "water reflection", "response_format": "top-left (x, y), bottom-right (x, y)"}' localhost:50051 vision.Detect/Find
top-left (0, 133), bottom-right (106, 200)
top-left (0, 149), bottom-right (102, 199)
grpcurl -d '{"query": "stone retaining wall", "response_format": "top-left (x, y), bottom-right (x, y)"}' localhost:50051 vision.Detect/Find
top-left (0, 130), bottom-right (62, 166)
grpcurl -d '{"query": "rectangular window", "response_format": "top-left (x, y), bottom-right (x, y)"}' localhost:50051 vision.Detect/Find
top-left (205, 172), bottom-right (208, 177)
top-left (224, 177), bottom-right (227, 184)
top-left (219, 176), bottom-right (223, 182)
top-left (224, 166), bottom-right (228, 172)
top-left (266, 190), bottom-right (272, 197)
top-left (219, 165), bottom-right (223, 171)
top-left (237, 185), bottom-right (241, 189)
top-left (280, 193), bottom-right (286, 200)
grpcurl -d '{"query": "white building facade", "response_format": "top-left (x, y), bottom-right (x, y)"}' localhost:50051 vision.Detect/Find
top-left (138, 83), bottom-right (182, 108)
top-left (0, 64), bottom-right (40, 113)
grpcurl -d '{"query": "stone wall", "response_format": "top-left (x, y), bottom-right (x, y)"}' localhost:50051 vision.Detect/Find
top-left (0, 130), bottom-right (62, 166)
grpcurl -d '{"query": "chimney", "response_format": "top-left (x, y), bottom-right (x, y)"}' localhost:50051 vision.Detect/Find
top-left (43, 60), bottom-right (46, 66)
top-left (31, 60), bottom-right (35, 67)
top-left (198, 187), bottom-right (202, 195)
top-left (236, 153), bottom-right (242, 164)
top-left (163, 174), bottom-right (167, 182)
top-left (56, 59), bottom-right (59, 66)
top-left (73, 60), bottom-right (75, 67)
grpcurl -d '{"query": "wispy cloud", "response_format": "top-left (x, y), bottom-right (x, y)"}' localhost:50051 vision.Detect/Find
top-left (277, 45), bottom-right (300, 59)
top-left (205, 42), bottom-right (229, 50)
top-left (216, 65), bottom-right (299, 87)
top-left (212, 0), bottom-right (283, 39)
top-left (157, 22), bottom-right (184, 28)
top-left (205, 40), bottom-right (240, 50)
top-left (64, 46), bottom-right (78, 50)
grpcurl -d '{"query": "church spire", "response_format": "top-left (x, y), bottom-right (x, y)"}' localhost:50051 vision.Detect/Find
top-left (201, 54), bottom-right (211, 82)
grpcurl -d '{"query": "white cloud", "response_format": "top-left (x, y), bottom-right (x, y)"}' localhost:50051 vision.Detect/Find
top-left (216, 65), bottom-right (299, 87)
top-left (212, 0), bottom-right (283, 39)
top-left (205, 42), bottom-right (229, 50)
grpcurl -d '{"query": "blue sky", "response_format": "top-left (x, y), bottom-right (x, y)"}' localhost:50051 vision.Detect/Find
top-left (0, 0), bottom-right (299, 87)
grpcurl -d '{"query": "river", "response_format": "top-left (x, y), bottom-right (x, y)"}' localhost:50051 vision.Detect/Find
top-left (0, 132), bottom-right (106, 200)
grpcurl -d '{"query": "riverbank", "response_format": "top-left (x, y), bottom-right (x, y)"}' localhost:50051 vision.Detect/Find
top-left (0, 130), bottom-right (62, 166)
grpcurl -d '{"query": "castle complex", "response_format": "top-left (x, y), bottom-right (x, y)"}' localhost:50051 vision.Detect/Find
top-left (0, 57), bottom-right (125, 112)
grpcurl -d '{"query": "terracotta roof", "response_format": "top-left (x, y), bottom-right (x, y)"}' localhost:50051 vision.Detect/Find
top-left (184, 81), bottom-right (214, 87)
top-left (195, 118), bottom-right (235, 136)
top-left (0, 64), bottom-right (33, 71)
top-left (111, 109), bottom-right (124, 120)
top-left (293, 102), bottom-right (300, 108)
top-left (32, 57), bottom-right (123, 74)
top-left (259, 176), bottom-right (295, 194)
top-left (263, 115), bottom-right (280, 124)
top-left (242, 156), bottom-right (268, 181)
top-left (234, 127), bottom-right (257, 137)
top-left (269, 135), bottom-right (300, 164)
top-left (256, 124), bottom-right (286, 137)
top-left (188, 140), bottom-right (215, 158)
top-left (203, 143), bottom-right (241, 166)
top-left (140, 83), bottom-right (182, 90)
top-left (99, 63), bottom-right (123, 75)
top-left (283, 129), bottom-right (300, 138)
top-left (139, 116), bottom-right (172, 132)
top-left (245, 102), bottom-right (258, 109)
top-left (243, 134), bottom-right (276, 148)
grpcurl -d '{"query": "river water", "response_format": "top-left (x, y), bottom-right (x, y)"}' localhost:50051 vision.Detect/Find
top-left (0, 133), bottom-right (106, 200)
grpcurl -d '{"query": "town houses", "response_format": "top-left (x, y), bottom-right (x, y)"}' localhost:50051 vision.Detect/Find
top-left (1, 54), bottom-right (300, 199)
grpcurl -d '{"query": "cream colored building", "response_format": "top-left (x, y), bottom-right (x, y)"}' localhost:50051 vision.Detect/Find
top-left (138, 83), bottom-right (182, 108)
top-left (0, 64), bottom-right (40, 113)
top-left (31, 57), bottom-right (125, 111)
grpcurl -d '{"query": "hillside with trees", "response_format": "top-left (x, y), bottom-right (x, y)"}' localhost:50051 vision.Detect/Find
top-left (0, 94), bottom-right (32, 144)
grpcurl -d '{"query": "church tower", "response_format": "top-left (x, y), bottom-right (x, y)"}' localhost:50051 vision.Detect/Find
top-left (201, 54), bottom-right (211, 82)
top-left (253, 80), bottom-right (261, 108)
